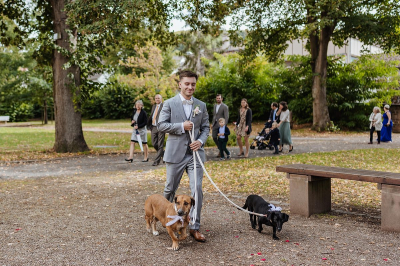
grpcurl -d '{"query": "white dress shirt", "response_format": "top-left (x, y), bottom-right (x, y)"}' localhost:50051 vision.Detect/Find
top-left (178, 94), bottom-right (203, 144)
top-left (216, 103), bottom-right (221, 115)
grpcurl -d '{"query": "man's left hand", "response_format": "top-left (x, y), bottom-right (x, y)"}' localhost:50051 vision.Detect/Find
top-left (190, 140), bottom-right (202, 151)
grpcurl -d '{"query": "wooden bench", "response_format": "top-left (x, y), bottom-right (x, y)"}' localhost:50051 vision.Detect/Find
top-left (0, 116), bottom-right (10, 124)
top-left (276, 164), bottom-right (400, 232)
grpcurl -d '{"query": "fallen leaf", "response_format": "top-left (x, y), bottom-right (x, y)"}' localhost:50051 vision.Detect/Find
top-left (322, 258), bottom-right (327, 260)
top-left (261, 258), bottom-right (266, 261)
top-left (285, 240), bottom-right (290, 242)
top-left (257, 252), bottom-right (262, 255)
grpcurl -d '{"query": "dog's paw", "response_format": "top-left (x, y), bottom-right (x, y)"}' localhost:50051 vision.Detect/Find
top-left (172, 244), bottom-right (180, 251)
top-left (273, 235), bottom-right (279, 240)
top-left (251, 225), bottom-right (256, 229)
top-left (153, 231), bottom-right (159, 236)
top-left (147, 228), bottom-right (151, 233)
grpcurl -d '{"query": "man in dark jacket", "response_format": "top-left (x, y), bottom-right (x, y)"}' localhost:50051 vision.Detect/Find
top-left (147, 94), bottom-right (165, 166)
top-left (212, 94), bottom-right (229, 156)
top-left (265, 102), bottom-right (279, 129)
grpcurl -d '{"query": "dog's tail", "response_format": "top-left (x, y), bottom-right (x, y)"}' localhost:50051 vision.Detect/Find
top-left (240, 202), bottom-right (248, 210)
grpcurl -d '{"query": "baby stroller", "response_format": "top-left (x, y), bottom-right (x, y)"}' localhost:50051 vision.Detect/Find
top-left (250, 128), bottom-right (274, 150)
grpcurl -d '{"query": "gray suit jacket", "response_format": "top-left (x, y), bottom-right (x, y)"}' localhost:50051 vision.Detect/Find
top-left (212, 103), bottom-right (229, 129)
top-left (157, 94), bottom-right (210, 164)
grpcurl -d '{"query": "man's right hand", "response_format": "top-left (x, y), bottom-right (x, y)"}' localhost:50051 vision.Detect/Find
top-left (183, 120), bottom-right (193, 131)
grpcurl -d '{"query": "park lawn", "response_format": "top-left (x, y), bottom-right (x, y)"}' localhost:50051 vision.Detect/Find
top-left (0, 127), bottom-right (134, 161)
top-left (147, 148), bottom-right (400, 211)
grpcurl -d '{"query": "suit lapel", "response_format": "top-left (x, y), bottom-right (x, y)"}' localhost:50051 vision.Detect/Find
top-left (190, 97), bottom-right (201, 122)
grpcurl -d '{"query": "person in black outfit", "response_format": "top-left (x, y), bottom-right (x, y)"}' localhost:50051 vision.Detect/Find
top-left (217, 118), bottom-right (231, 160)
top-left (269, 121), bottom-right (280, 154)
top-left (125, 100), bottom-right (149, 162)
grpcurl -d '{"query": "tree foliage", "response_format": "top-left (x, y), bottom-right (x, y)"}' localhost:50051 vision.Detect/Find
top-left (195, 53), bottom-right (282, 122)
top-left (223, 0), bottom-right (400, 130)
top-left (280, 55), bottom-right (400, 129)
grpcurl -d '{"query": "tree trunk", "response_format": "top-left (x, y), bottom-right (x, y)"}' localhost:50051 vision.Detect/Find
top-left (44, 96), bottom-right (48, 125)
top-left (311, 27), bottom-right (331, 131)
top-left (51, 0), bottom-right (89, 152)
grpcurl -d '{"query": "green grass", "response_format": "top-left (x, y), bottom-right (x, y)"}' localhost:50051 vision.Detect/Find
top-left (149, 148), bottom-right (400, 211)
top-left (0, 127), bottom-right (135, 161)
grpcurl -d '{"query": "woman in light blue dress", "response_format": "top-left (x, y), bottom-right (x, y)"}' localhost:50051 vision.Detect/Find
top-left (380, 104), bottom-right (392, 142)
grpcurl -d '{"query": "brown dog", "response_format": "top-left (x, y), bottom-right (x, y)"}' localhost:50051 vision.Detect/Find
top-left (144, 194), bottom-right (194, 250)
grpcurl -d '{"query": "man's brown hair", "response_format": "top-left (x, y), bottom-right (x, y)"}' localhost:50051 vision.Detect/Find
top-left (179, 70), bottom-right (198, 81)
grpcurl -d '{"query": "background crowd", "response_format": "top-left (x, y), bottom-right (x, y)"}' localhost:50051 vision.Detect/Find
top-left (126, 92), bottom-right (299, 164)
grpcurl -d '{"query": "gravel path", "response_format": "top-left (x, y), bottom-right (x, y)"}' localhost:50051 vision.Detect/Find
top-left (1, 135), bottom-right (399, 180)
top-left (1, 135), bottom-right (400, 265)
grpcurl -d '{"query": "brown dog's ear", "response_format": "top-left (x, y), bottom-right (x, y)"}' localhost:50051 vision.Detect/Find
top-left (190, 197), bottom-right (195, 208)
top-left (174, 196), bottom-right (178, 203)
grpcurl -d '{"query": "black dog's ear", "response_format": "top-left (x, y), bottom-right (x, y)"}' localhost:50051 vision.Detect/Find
top-left (282, 214), bottom-right (289, 223)
top-left (174, 196), bottom-right (178, 203)
top-left (190, 197), bottom-right (195, 208)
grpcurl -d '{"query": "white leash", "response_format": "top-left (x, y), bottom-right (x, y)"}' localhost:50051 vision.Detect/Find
top-left (188, 122), bottom-right (271, 219)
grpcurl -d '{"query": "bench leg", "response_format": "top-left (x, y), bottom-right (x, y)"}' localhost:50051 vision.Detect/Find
top-left (381, 184), bottom-right (400, 232)
top-left (289, 174), bottom-right (331, 217)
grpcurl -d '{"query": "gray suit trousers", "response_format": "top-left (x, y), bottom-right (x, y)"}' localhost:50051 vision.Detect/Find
top-left (164, 154), bottom-right (204, 230)
top-left (150, 126), bottom-right (165, 163)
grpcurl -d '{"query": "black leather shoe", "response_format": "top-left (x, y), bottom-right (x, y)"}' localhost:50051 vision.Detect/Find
top-left (125, 158), bottom-right (133, 163)
top-left (142, 158), bottom-right (149, 162)
top-left (152, 161), bottom-right (159, 166)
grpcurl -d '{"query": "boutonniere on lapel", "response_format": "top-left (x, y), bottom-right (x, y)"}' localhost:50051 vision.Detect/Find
top-left (193, 105), bottom-right (202, 117)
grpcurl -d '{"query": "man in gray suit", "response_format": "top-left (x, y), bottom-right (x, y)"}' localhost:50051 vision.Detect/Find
top-left (212, 94), bottom-right (229, 154)
top-left (157, 70), bottom-right (210, 242)
top-left (147, 94), bottom-right (164, 166)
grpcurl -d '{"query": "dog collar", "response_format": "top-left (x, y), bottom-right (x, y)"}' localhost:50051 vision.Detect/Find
top-left (268, 203), bottom-right (282, 212)
top-left (166, 204), bottom-right (184, 227)
top-left (166, 215), bottom-right (184, 227)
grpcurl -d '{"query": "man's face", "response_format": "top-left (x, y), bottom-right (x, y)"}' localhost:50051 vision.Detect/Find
top-left (179, 77), bottom-right (197, 99)
top-left (271, 104), bottom-right (276, 110)
top-left (216, 96), bottom-right (222, 104)
top-left (155, 95), bottom-right (162, 104)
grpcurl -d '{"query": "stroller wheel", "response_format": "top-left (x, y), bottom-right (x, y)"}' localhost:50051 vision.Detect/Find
top-left (250, 146), bottom-right (255, 149)
top-left (269, 146), bottom-right (274, 150)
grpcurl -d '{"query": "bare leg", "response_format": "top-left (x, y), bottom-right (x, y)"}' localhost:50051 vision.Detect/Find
top-left (128, 142), bottom-right (135, 159)
top-left (143, 144), bottom-right (148, 160)
top-left (237, 135), bottom-right (243, 154)
top-left (244, 135), bottom-right (250, 157)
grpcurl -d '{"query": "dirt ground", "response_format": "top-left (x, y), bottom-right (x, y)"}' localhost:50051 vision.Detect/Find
top-left (1, 135), bottom-right (400, 265)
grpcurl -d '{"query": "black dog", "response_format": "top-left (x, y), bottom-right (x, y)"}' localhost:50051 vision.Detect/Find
top-left (242, 195), bottom-right (289, 240)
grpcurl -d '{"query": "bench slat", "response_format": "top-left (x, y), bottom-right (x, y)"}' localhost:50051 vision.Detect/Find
top-left (276, 164), bottom-right (400, 186)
